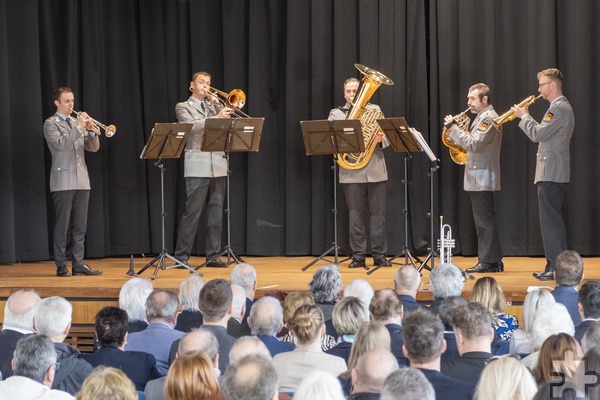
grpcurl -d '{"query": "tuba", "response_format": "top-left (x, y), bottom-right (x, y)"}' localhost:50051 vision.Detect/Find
top-left (493, 94), bottom-right (542, 129)
top-left (441, 108), bottom-right (470, 165)
top-left (336, 64), bottom-right (394, 170)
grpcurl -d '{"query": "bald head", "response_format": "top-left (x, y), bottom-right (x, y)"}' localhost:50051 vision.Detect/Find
top-left (394, 266), bottom-right (421, 296)
top-left (352, 348), bottom-right (399, 393)
top-left (4, 290), bottom-right (41, 331)
top-left (229, 336), bottom-right (271, 365)
top-left (178, 328), bottom-right (219, 360)
top-left (223, 355), bottom-right (278, 400)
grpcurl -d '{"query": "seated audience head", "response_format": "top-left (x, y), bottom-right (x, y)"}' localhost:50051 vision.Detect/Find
top-left (145, 289), bottom-right (179, 325)
top-left (12, 334), bottom-right (57, 387)
top-left (521, 288), bottom-right (555, 334)
top-left (165, 350), bottom-right (220, 400)
top-left (75, 366), bottom-right (137, 400)
top-left (380, 368), bottom-right (435, 400)
top-left (223, 354), bottom-right (279, 400)
top-left (578, 281), bottom-right (600, 320)
top-left (555, 250), bottom-right (584, 286)
top-left (369, 288), bottom-right (403, 323)
top-left (438, 296), bottom-right (467, 330)
top-left (470, 276), bottom-right (506, 316)
top-left (230, 284), bottom-right (247, 319)
top-left (394, 265), bottom-right (422, 296)
top-left (289, 304), bottom-right (324, 346)
top-left (199, 278), bottom-right (233, 323)
top-left (94, 306), bottom-right (129, 348)
top-left (33, 296), bottom-right (72, 342)
top-left (531, 302), bottom-right (575, 350)
top-left (230, 263), bottom-right (257, 298)
top-left (309, 264), bottom-right (342, 304)
top-left (342, 320), bottom-right (391, 379)
top-left (430, 263), bottom-right (464, 299)
top-left (178, 275), bottom-right (205, 312)
top-left (582, 323), bottom-right (600, 352)
top-left (3, 289), bottom-right (40, 331)
top-left (228, 336), bottom-right (271, 365)
top-left (474, 355), bottom-right (538, 400)
top-left (177, 328), bottom-right (219, 363)
top-left (451, 302), bottom-right (494, 353)
top-left (248, 296), bottom-right (284, 336)
top-left (402, 308), bottom-right (445, 364)
top-left (118, 277), bottom-right (153, 322)
top-left (343, 279), bottom-right (375, 309)
top-left (282, 291), bottom-right (315, 327)
top-left (332, 296), bottom-right (369, 337)
top-left (351, 348), bottom-right (399, 394)
top-left (533, 333), bottom-right (582, 386)
top-left (293, 370), bottom-right (346, 400)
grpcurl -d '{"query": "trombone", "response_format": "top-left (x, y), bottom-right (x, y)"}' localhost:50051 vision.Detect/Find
top-left (206, 86), bottom-right (250, 118)
top-left (70, 109), bottom-right (117, 137)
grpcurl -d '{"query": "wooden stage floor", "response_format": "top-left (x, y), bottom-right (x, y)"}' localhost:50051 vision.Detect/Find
top-left (1, 255), bottom-right (598, 325)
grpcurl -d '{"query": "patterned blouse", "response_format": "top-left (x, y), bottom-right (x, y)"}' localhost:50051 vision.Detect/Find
top-left (494, 313), bottom-right (519, 341)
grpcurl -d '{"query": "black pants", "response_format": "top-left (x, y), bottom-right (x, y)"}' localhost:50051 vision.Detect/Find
top-left (52, 190), bottom-right (90, 269)
top-left (537, 181), bottom-right (568, 270)
top-left (470, 191), bottom-right (502, 263)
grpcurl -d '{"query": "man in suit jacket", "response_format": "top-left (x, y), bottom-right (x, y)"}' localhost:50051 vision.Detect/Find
top-left (575, 281), bottom-right (600, 343)
top-left (329, 77), bottom-right (391, 270)
top-left (552, 250), bottom-right (584, 326)
top-left (228, 284), bottom-right (251, 338)
top-left (125, 290), bottom-right (184, 376)
top-left (445, 83), bottom-right (503, 274)
top-left (370, 289), bottom-right (408, 367)
top-left (173, 71), bottom-right (235, 269)
top-left (394, 265), bottom-right (423, 312)
top-left (43, 87), bottom-right (102, 277)
top-left (249, 296), bottom-right (294, 357)
top-left (514, 68), bottom-right (574, 281)
top-left (230, 263), bottom-right (257, 324)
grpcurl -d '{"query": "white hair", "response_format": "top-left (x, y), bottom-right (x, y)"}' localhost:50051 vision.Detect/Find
top-left (430, 263), bottom-right (464, 298)
top-left (394, 265), bottom-right (421, 292)
top-left (381, 368), bottom-right (435, 400)
top-left (178, 275), bottom-right (205, 311)
top-left (293, 371), bottom-right (346, 400)
top-left (34, 296), bottom-right (72, 338)
top-left (231, 284), bottom-right (247, 317)
top-left (344, 279), bottom-right (375, 309)
top-left (3, 290), bottom-right (40, 331)
top-left (118, 277), bottom-right (153, 322)
top-left (249, 296), bottom-right (284, 336)
top-left (521, 288), bottom-right (555, 334)
top-left (530, 302), bottom-right (575, 349)
top-left (230, 263), bottom-right (257, 290)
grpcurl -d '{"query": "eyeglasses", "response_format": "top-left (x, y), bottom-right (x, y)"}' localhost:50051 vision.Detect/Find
top-left (538, 81), bottom-right (552, 88)
top-left (47, 362), bottom-right (60, 372)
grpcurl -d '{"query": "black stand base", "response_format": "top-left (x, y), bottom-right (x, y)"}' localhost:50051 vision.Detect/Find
top-left (137, 251), bottom-right (202, 280)
top-left (302, 245), bottom-right (352, 271)
top-left (195, 246), bottom-right (245, 270)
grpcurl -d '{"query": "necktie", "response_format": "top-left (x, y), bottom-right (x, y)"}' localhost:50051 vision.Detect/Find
top-left (65, 117), bottom-right (72, 128)
top-left (201, 101), bottom-right (206, 112)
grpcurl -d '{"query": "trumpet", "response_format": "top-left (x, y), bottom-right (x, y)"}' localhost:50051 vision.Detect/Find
top-left (70, 109), bottom-right (117, 137)
top-left (493, 94), bottom-right (542, 129)
top-left (206, 86), bottom-right (250, 118)
top-left (438, 216), bottom-right (455, 264)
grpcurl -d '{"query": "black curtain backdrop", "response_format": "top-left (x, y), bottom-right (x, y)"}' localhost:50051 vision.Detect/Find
top-left (0, 0), bottom-right (598, 264)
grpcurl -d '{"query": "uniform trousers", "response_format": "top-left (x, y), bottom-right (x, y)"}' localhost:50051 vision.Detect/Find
top-left (52, 190), bottom-right (90, 269)
top-left (470, 191), bottom-right (502, 263)
top-left (537, 181), bottom-right (568, 270)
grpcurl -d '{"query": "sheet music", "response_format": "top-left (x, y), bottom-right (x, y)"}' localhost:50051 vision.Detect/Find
top-left (410, 128), bottom-right (439, 164)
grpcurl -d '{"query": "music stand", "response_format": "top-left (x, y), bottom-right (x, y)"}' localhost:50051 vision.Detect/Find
top-left (136, 122), bottom-right (202, 279)
top-left (299, 119), bottom-right (365, 271)
top-left (194, 117), bottom-right (264, 270)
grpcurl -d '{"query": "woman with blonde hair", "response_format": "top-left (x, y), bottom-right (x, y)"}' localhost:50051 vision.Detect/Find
top-left (532, 333), bottom-right (583, 387)
top-left (509, 288), bottom-right (555, 355)
top-left (470, 276), bottom-right (519, 341)
top-left (474, 356), bottom-right (538, 400)
top-left (76, 367), bottom-right (137, 400)
top-left (164, 351), bottom-right (221, 400)
top-left (272, 304), bottom-right (346, 393)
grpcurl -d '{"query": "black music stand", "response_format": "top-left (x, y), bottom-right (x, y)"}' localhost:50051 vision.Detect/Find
top-left (194, 117), bottom-right (264, 270)
top-left (299, 119), bottom-right (365, 271)
top-left (136, 122), bottom-right (202, 279)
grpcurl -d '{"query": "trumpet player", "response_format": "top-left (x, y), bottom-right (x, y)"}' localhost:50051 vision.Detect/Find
top-left (512, 68), bottom-right (574, 281)
top-left (444, 83), bottom-right (503, 274)
top-left (43, 87), bottom-right (102, 277)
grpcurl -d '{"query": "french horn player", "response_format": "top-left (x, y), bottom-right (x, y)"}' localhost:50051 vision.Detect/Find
top-left (443, 83), bottom-right (504, 273)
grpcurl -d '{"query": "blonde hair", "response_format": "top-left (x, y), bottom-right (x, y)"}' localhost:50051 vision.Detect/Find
top-left (283, 292), bottom-right (315, 324)
top-left (165, 351), bottom-right (220, 400)
top-left (474, 356), bottom-right (537, 400)
top-left (341, 320), bottom-right (391, 379)
top-left (290, 304), bottom-right (324, 345)
top-left (76, 367), bottom-right (137, 400)
top-left (470, 276), bottom-right (506, 315)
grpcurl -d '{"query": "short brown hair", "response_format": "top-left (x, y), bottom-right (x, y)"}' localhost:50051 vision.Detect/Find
top-left (537, 68), bottom-right (564, 90)
top-left (451, 302), bottom-right (493, 339)
top-left (369, 289), bottom-right (403, 321)
top-left (52, 87), bottom-right (73, 102)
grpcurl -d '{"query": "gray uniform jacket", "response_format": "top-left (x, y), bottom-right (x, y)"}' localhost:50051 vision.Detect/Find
top-left (448, 105), bottom-right (501, 191)
top-left (328, 103), bottom-right (389, 184)
top-left (43, 115), bottom-right (100, 192)
top-left (518, 96), bottom-right (573, 184)
top-left (176, 96), bottom-right (228, 178)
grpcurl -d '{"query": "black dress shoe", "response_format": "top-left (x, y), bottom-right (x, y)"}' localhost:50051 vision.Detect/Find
top-left (466, 261), bottom-right (503, 273)
top-left (57, 266), bottom-right (71, 277)
top-left (72, 264), bottom-right (103, 276)
top-left (373, 257), bottom-right (392, 267)
top-left (535, 271), bottom-right (555, 281)
top-left (206, 258), bottom-right (227, 268)
top-left (348, 258), bottom-right (367, 269)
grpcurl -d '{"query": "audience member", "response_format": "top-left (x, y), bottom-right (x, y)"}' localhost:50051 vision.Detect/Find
top-left (394, 265), bottom-right (423, 312)
top-left (509, 288), bottom-right (555, 355)
top-left (223, 354), bottom-right (279, 400)
top-left (552, 250), bottom-right (584, 326)
top-left (174, 275), bottom-right (204, 332)
top-left (438, 296), bottom-right (467, 363)
top-left (164, 351), bottom-right (221, 400)
top-left (380, 368), bottom-right (435, 400)
top-left (33, 296), bottom-right (93, 394)
top-left (75, 367), bottom-right (137, 400)
top-left (470, 276), bottom-right (519, 341)
top-left (84, 306), bottom-right (159, 391)
top-left (0, 290), bottom-right (40, 378)
top-left (228, 336), bottom-right (272, 365)
top-left (474, 355), bottom-right (537, 400)
top-left (228, 284), bottom-right (251, 338)
top-left (441, 302), bottom-right (494, 385)
top-left (248, 296), bottom-right (294, 357)
top-left (369, 288), bottom-right (408, 366)
top-left (575, 281), bottom-right (600, 343)
top-left (197, 278), bottom-right (236, 372)
top-left (349, 348), bottom-right (399, 400)
top-left (125, 289), bottom-right (184, 376)
top-left (572, 346), bottom-right (600, 399)
top-left (118, 277), bottom-right (153, 333)
top-left (532, 333), bottom-right (582, 387)
top-left (582, 322), bottom-right (600, 352)
top-left (272, 304), bottom-right (346, 393)
top-left (429, 263), bottom-right (464, 316)
top-left (327, 296), bottom-right (369, 363)
top-left (0, 334), bottom-right (73, 399)
top-left (309, 264), bottom-right (342, 338)
top-left (402, 308), bottom-right (475, 400)
top-left (230, 263), bottom-right (257, 323)
top-left (294, 370), bottom-right (346, 400)
top-left (343, 279), bottom-right (375, 310)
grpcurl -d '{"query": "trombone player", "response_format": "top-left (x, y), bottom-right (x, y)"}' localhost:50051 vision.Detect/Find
top-left (444, 83), bottom-right (503, 273)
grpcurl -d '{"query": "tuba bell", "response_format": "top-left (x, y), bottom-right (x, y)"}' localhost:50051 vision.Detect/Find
top-left (336, 64), bottom-right (394, 170)
top-left (441, 108), bottom-right (470, 165)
